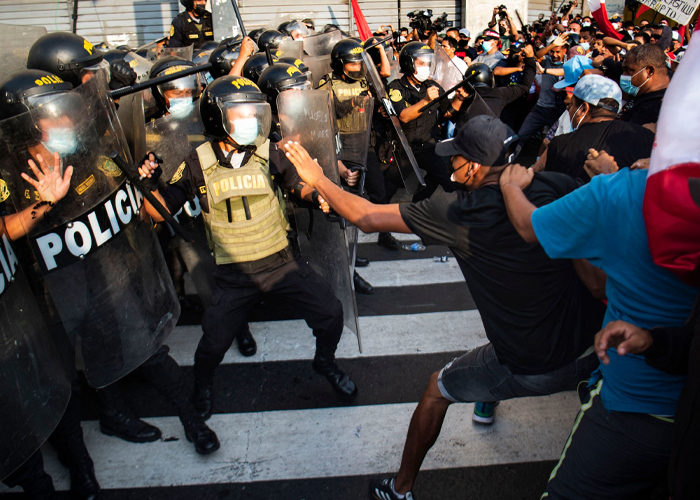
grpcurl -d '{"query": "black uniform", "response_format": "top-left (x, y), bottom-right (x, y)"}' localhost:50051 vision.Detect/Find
top-left (169, 11), bottom-right (214, 48)
top-left (160, 141), bottom-right (345, 386)
top-left (387, 76), bottom-right (451, 201)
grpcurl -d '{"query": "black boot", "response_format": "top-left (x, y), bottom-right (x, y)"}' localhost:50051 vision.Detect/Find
top-left (354, 271), bottom-right (374, 295)
top-left (312, 355), bottom-right (358, 400)
top-left (66, 453), bottom-right (101, 500)
top-left (237, 327), bottom-right (257, 357)
top-left (355, 256), bottom-right (369, 267)
top-left (179, 405), bottom-right (220, 455)
top-left (3, 451), bottom-right (58, 500)
top-left (377, 232), bottom-right (403, 250)
top-left (193, 378), bottom-right (214, 421)
top-left (97, 384), bottom-right (162, 443)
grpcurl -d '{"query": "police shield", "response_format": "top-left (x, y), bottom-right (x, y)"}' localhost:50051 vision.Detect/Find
top-left (0, 24), bottom-right (48, 74)
top-left (430, 45), bottom-right (464, 90)
top-left (277, 89), bottom-right (361, 349)
top-left (146, 45), bottom-right (194, 62)
top-left (0, 77), bottom-right (180, 388)
top-left (303, 30), bottom-right (343, 57)
top-left (145, 103), bottom-right (217, 307)
top-left (386, 47), bottom-right (401, 83)
top-left (361, 51), bottom-right (425, 194)
top-left (277, 38), bottom-right (304, 60)
top-left (212, 0), bottom-right (244, 40)
top-left (0, 243), bottom-right (71, 480)
top-left (116, 91), bottom-right (147, 163)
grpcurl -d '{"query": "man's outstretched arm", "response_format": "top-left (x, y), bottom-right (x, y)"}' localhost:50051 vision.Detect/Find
top-left (284, 142), bottom-right (412, 234)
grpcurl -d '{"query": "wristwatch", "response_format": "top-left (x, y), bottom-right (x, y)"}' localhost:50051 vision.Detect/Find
top-left (543, 68), bottom-right (547, 75)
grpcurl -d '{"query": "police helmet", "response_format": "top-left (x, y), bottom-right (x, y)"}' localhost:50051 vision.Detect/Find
top-left (323, 24), bottom-right (341, 33)
top-left (330, 39), bottom-right (366, 81)
top-left (257, 30), bottom-right (287, 53)
top-left (467, 63), bottom-right (494, 88)
top-left (302, 18), bottom-right (315, 31)
top-left (278, 57), bottom-right (312, 80)
top-left (278, 20), bottom-right (310, 40)
top-left (27, 32), bottom-right (108, 87)
top-left (398, 41), bottom-right (434, 75)
top-left (248, 29), bottom-right (265, 44)
top-left (149, 56), bottom-right (201, 113)
top-left (0, 69), bottom-right (73, 121)
top-left (257, 63), bottom-right (312, 113)
top-left (199, 76), bottom-right (271, 146)
top-left (364, 36), bottom-right (391, 66)
top-left (242, 53), bottom-right (278, 84)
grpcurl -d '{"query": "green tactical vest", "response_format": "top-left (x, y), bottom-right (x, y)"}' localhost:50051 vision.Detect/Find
top-left (320, 73), bottom-right (368, 134)
top-left (197, 141), bottom-right (290, 265)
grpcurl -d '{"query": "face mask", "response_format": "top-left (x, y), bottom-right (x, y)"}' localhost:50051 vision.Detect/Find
top-left (194, 5), bottom-right (206, 16)
top-left (230, 118), bottom-right (259, 145)
top-left (582, 22), bottom-right (591, 27)
top-left (168, 97), bottom-right (193, 114)
top-left (571, 103), bottom-right (587, 131)
top-left (398, 36), bottom-right (407, 42)
top-left (482, 41), bottom-right (493, 52)
top-left (619, 67), bottom-right (649, 97)
top-left (414, 66), bottom-right (431, 82)
top-left (552, 59), bottom-right (564, 66)
top-left (205, 74), bottom-right (214, 84)
top-left (579, 42), bottom-right (590, 51)
top-left (43, 128), bottom-right (78, 156)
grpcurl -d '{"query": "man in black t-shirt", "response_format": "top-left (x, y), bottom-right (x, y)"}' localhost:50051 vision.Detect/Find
top-left (283, 116), bottom-right (605, 500)
top-left (618, 44), bottom-right (670, 126)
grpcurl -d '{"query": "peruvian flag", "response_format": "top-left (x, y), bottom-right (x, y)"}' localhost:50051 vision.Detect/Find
top-left (643, 31), bottom-right (700, 286)
top-left (588, 0), bottom-right (623, 40)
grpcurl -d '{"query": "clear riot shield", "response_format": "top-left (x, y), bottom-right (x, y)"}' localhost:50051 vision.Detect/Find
top-left (430, 45), bottom-right (465, 90)
top-left (124, 51), bottom-right (153, 83)
top-left (302, 30), bottom-right (343, 57)
top-left (277, 38), bottom-right (304, 60)
top-left (304, 54), bottom-right (332, 88)
top-left (116, 92), bottom-right (147, 162)
top-left (335, 95), bottom-right (374, 292)
top-left (144, 104), bottom-right (216, 306)
top-left (146, 45), bottom-right (193, 62)
top-left (0, 77), bottom-right (180, 388)
top-left (212, 0), bottom-right (244, 41)
top-left (0, 24), bottom-right (48, 74)
top-left (0, 249), bottom-right (71, 481)
top-left (277, 89), bottom-right (361, 349)
top-left (361, 51), bottom-right (425, 194)
top-left (386, 47), bottom-right (401, 83)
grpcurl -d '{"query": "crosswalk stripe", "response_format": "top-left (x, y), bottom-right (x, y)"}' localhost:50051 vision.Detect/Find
top-left (166, 310), bottom-right (487, 366)
top-left (0, 393), bottom-right (579, 492)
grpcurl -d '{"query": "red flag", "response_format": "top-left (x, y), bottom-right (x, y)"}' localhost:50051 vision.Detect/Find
top-left (351, 0), bottom-right (372, 41)
top-left (678, 25), bottom-right (686, 44)
top-left (635, 5), bottom-right (651, 18)
top-left (588, 0), bottom-right (624, 40)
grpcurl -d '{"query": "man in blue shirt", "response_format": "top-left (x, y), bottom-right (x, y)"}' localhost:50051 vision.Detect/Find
top-left (499, 163), bottom-right (698, 499)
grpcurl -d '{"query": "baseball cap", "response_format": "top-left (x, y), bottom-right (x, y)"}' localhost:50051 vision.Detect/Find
top-left (482, 30), bottom-right (500, 40)
top-left (436, 115), bottom-right (518, 166)
top-left (610, 15), bottom-right (622, 23)
top-left (459, 28), bottom-right (471, 37)
top-left (573, 74), bottom-right (622, 113)
top-left (553, 56), bottom-right (594, 89)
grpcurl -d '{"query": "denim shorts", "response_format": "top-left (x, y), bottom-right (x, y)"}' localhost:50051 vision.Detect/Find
top-left (436, 343), bottom-right (599, 403)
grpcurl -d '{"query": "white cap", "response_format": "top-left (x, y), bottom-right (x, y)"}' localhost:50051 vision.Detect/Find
top-left (459, 28), bottom-right (471, 37)
top-left (672, 31), bottom-right (680, 41)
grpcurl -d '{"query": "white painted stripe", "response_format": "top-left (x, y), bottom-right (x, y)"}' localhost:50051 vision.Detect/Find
top-left (357, 231), bottom-right (420, 244)
top-left (166, 310), bottom-right (487, 366)
top-left (0, 393), bottom-right (579, 491)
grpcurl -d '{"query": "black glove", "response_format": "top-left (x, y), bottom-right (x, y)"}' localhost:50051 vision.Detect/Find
top-left (109, 59), bottom-right (138, 91)
top-left (139, 152), bottom-right (163, 191)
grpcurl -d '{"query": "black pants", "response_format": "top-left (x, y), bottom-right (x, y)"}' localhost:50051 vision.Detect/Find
top-left (195, 256), bottom-right (344, 383)
top-left (2, 451), bottom-right (54, 498)
top-left (411, 146), bottom-right (452, 202)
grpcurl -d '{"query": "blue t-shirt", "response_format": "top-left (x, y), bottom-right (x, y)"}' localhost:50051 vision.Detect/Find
top-left (531, 169), bottom-right (698, 415)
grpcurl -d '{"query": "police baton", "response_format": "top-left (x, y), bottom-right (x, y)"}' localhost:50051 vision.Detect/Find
top-left (230, 0), bottom-right (247, 38)
top-left (109, 63), bottom-right (213, 99)
top-left (515, 10), bottom-right (532, 43)
top-left (109, 152), bottom-right (194, 243)
top-left (363, 34), bottom-right (394, 52)
top-left (418, 69), bottom-right (482, 113)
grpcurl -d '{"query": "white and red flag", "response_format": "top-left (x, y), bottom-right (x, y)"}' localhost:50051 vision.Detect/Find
top-left (587, 0), bottom-right (623, 40)
top-left (643, 28), bottom-right (700, 286)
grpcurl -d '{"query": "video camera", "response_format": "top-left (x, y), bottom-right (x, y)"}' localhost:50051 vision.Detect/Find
top-left (559, 1), bottom-right (574, 13)
top-left (407, 9), bottom-right (453, 32)
top-left (497, 5), bottom-right (508, 17)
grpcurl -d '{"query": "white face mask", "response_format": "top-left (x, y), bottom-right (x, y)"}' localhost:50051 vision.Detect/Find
top-left (414, 66), bottom-right (431, 82)
top-left (167, 97), bottom-right (193, 114)
top-left (230, 117), bottom-right (259, 145)
top-left (579, 42), bottom-right (590, 51)
top-left (43, 128), bottom-right (78, 155)
top-left (570, 103), bottom-right (587, 131)
top-left (482, 41), bottom-right (494, 52)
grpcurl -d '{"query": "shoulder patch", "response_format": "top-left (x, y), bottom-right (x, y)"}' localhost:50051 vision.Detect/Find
top-left (199, 185), bottom-right (207, 194)
top-left (0, 179), bottom-right (9, 202)
top-left (170, 25), bottom-right (175, 37)
top-left (318, 78), bottom-right (327, 87)
top-left (170, 162), bottom-right (187, 184)
top-left (389, 88), bottom-right (402, 102)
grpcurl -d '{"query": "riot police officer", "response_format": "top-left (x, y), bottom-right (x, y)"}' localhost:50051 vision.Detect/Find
top-left (149, 56), bottom-right (202, 117)
top-left (387, 41), bottom-right (468, 201)
top-left (169, 0), bottom-right (214, 48)
top-left (137, 77), bottom-right (358, 419)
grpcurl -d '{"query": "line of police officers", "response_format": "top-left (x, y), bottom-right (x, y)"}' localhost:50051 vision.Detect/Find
top-left (0, 4), bottom-right (481, 498)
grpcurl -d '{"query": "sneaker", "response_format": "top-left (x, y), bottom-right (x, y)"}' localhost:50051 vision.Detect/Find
top-left (370, 476), bottom-right (414, 500)
top-left (472, 401), bottom-right (499, 425)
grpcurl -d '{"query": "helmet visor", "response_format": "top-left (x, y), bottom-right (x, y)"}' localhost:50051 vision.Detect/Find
top-left (218, 101), bottom-right (271, 147)
top-left (279, 80), bottom-right (312, 91)
top-left (414, 53), bottom-right (434, 68)
top-left (25, 91), bottom-right (69, 110)
top-left (158, 73), bottom-right (202, 106)
top-left (287, 21), bottom-right (310, 40)
top-left (81, 59), bottom-right (111, 84)
top-left (343, 60), bottom-right (367, 81)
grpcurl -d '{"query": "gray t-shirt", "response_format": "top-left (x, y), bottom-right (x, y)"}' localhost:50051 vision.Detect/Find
top-left (474, 50), bottom-right (506, 70)
top-left (538, 56), bottom-right (563, 108)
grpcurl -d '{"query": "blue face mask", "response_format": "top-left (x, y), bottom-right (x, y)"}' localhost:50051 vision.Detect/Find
top-left (43, 128), bottom-right (78, 155)
top-left (552, 59), bottom-right (564, 66)
top-left (482, 41), bottom-right (493, 52)
top-left (619, 67), bottom-right (649, 97)
top-left (230, 118), bottom-right (259, 146)
top-left (168, 97), bottom-right (193, 114)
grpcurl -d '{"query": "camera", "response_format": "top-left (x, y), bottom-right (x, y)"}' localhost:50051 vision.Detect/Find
top-left (407, 10), bottom-right (452, 32)
top-left (559, 1), bottom-right (574, 13)
top-left (498, 5), bottom-right (508, 17)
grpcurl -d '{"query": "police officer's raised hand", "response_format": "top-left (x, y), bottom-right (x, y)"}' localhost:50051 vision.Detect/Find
top-left (22, 152), bottom-right (73, 204)
top-left (425, 86), bottom-right (440, 102)
top-left (137, 152), bottom-right (163, 191)
top-left (109, 59), bottom-right (138, 91)
top-left (284, 141), bottom-right (324, 188)
top-left (499, 163), bottom-right (534, 190)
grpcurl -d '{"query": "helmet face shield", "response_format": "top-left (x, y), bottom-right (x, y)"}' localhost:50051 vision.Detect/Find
top-left (218, 101), bottom-right (271, 147)
top-left (157, 73), bottom-right (202, 112)
top-left (287, 21), bottom-right (310, 40)
top-left (80, 59), bottom-right (111, 84)
top-left (25, 91), bottom-right (69, 110)
top-left (343, 59), bottom-right (367, 81)
top-left (414, 54), bottom-right (434, 68)
top-left (279, 80), bottom-right (312, 91)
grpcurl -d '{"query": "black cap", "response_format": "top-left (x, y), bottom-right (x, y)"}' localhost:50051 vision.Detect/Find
top-left (435, 115), bottom-right (518, 166)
